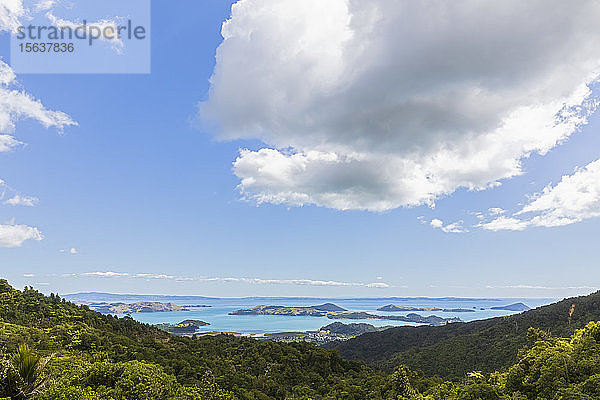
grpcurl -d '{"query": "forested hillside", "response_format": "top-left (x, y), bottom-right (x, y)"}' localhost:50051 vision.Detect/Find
top-left (331, 290), bottom-right (600, 378)
top-left (1, 279), bottom-right (600, 399)
top-left (0, 280), bottom-right (383, 399)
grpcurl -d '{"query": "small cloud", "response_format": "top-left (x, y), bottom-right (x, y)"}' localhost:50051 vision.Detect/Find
top-left (430, 218), bottom-right (468, 233)
top-left (81, 271), bottom-right (129, 278)
top-left (366, 282), bottom-right (391, 288)
top-left (0, 135), bottom-right (24, 152)
top-left (23, 273), bottom-right (35, 277)
top-left (376, 276), bottom-right (383, 280)
top-left (488, 207), bottom-right (506, 216)
top-left (430, 219), bottom-right (444, 228)
top-left (441, 221), bottom-right (468, 233)
top-left (35, 0), bottom-right (56, 12)
top-left (469, 211), bottom-right (485, 220)
top-left (46, 12), bottom-right (124, 53)
top-left (4, 195), bottom-right (39, 207)
top-left (69, 247), bottom-right (77, 254)
top-left (478, 216), bottom-right (530, 232)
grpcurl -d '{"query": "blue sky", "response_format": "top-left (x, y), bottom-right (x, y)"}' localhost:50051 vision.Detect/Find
top-left (0, 0), bottom-right (599, 298)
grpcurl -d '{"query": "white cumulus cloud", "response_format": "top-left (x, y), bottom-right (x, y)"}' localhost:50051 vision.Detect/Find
top-left (430, 218), bottom-right (467, 233)
top-left (479, 216), bottom-right (530, 232)
top-left (518, 159), bottom-right (600, 226)
top-left (200, 0), bottom-right (600, 211)
top-left (483, 159), bottom-right (600, 231)
top-left (0, 223), bottom-right (43, 247)
top-left (0, 60), bottom-right (76, 137)
top-left (430, 219), bottom-right (444, 229)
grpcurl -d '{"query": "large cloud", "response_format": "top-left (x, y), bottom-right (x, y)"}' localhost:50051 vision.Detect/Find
top-left (200, 0), bottom-right (600, 211)
top-left (482, 158), bottom-right (600, 231)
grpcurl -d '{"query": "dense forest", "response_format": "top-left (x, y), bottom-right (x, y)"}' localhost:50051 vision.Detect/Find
top-left (331, 290), bottom-right (600, 378)
top-left (1, 279), bottom-right (600, 399)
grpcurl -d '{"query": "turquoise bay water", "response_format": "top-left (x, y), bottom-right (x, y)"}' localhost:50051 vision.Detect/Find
top-left (76, 296), bottom-right (557, 335)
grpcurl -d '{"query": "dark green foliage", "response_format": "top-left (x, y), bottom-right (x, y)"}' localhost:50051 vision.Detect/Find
top-left (331, 290), bottom-right (600, 378)
top-left (504, 322), bottom-right (600, 399)
top-left (0, 344), bottom-right (52, 399)
top-left (0, 280), bottom-right (386, 399)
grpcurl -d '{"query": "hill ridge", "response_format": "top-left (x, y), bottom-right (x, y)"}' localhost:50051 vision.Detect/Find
top-left (329, 289), bottom-right (600, 378)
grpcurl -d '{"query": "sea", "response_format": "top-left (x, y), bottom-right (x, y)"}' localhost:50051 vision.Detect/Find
top-left (64, 293), bottom-right (557, 336)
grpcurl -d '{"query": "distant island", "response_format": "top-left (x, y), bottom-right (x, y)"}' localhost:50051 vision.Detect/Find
top-left (229, 303), bottom-right (346, 317)
top-left (155, 320), bottom-right (210, 335)
top-left (83, 301), bottom-right (189, 314)
top-left (229, 303), bottom-right (460, 326)
top-left (377, 304), bottom-right (475, 313)
top-left (490, 302), bottom-right (531, 311)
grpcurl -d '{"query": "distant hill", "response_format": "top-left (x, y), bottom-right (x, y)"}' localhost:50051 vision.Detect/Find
top-left (312, 303), bottom-right (347, 312)
top-left (329, 290), bottom-right (600, 378)
top-left (490, 302), bottom-right (530, 311)
top-left (320, 322), bottom-right (380, 336)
